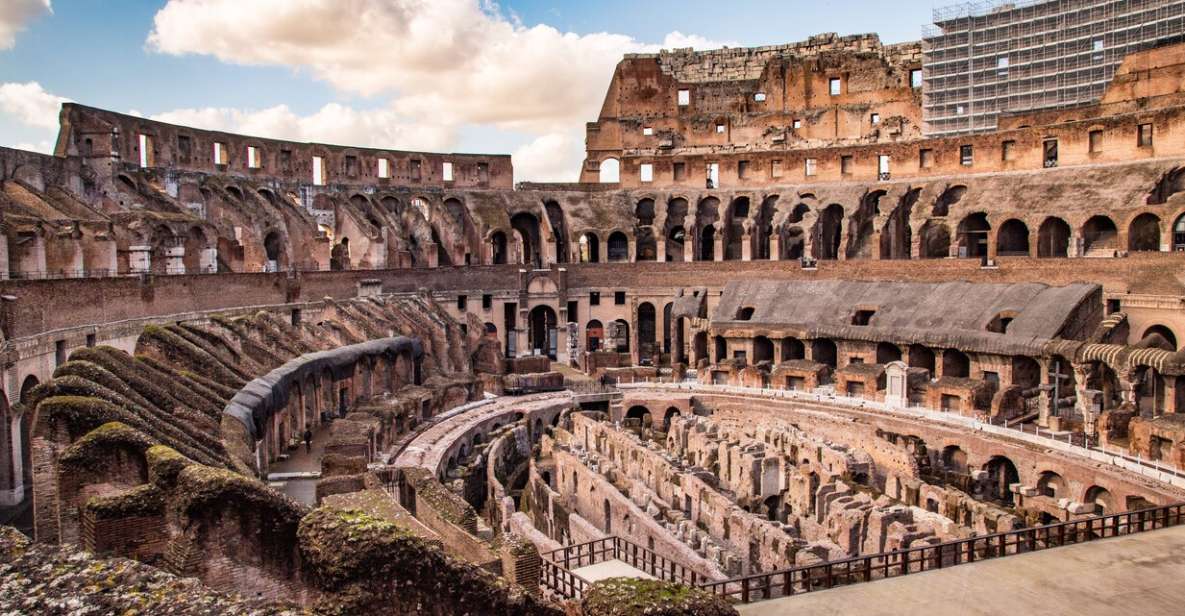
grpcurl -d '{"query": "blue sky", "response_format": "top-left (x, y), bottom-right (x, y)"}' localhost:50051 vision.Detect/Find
top-left (0, 0), bottom-right (942, 180)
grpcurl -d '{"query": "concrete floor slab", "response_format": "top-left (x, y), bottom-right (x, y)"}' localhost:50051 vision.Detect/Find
top-left (738, 525), bottom-right (1185, 616)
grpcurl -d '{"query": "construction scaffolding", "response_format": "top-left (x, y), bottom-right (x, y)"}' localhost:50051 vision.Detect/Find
top-left (922, 0), bottom-right (1185, 136)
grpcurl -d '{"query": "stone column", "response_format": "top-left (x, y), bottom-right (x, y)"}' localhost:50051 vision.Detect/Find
top-left (741, 232), bottom-right (752, 261)
top-left (713, 229), bottom-right (724, 262)
top-left (769, 233), bottom-right (781, 261)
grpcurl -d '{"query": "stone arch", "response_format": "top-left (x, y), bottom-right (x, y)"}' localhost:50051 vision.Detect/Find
top-left (543, 201), bottom-right (570, 264)
top-left (919, 221), bottom-right (950, 259)
top-left (1173, 212), bottom-right (1185, 251)
top-left (599, 158), bottom-right (620, 183)
top-left (578, 232), bottom-right (600, 263)
top-left (1142, 324), bottom-right (1178, 351)
top-left (444, 197), bottom-right (480, 265)
top-left (1037, 217), bottom-right (1071, 258)
top-left (696, 197), bottom-right (721, 261)
top-left (664, 198), bottom-right (689, 262)
top-left (996, 219), bottom-right (1030, 256)
top-left (713, 335), bottom-right (727, 363)
top-left (942, 349), bottom-right (970, 378)
top-left (607, 231), bottom-right (629, 262)
top-left (1036, 470), bottom-right (1068, 499)
top-left (1012, 356), bottom-right (1041, 388)
top-left (811, 339), bottom-right (837, 368)
top-left (754, 195), bottom-right (778, 260)
top-left (1128, 212), bottom-right (1161, 252)
top-left (879, 188), bottom-right (918, 260)
top-left (753, 336), bottom-right (774, 364)
top-left (957, 212), bottom-right (990, 258)
top-left (983, 455), bottom-right (1019, 505)
top-left (586, 319), bottom-right (604, 352)
top-left (528, 305), bottom-right (557, 359)
top-left (812, 204), bottom-right (843, 260)
top-left (781, 337), bottom-right (805, 361)
top-left (908, 345), bottom-right (936, 373)
top-left (490, 230), bottom-right (508, 264)
top-left (663, 407), bottom-right (681, 431)
top-left (1082, 215), bottom-right (1118, 255)
top-left (940, 445), bottom-right (968, 473)
top-left (510, 212), bottom-right (542, 268)
top-left (876, 342), bottom-right (902, 364)
top-left (724, 197), bottom-right (749, 260)
top-left (637, 303), bottom-right (657, 359)
top-left (846, 190), bottom-right (884, 259)
top-left (613, 319), bottom-right (631, 353)
top-left (933, 185), bottom-right (966, 217)
top-left (662, 302), bottom-right (673, 356)
top-left (780, 225), bottom-right (805, 260)
top-left (1083, 485), bottom-right (1114, 515)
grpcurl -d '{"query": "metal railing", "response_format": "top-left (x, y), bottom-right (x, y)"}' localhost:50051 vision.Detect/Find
top-left (540, 536), bottom-right (703, 599)
top-left (699, 503), bottom-right (1185, 604)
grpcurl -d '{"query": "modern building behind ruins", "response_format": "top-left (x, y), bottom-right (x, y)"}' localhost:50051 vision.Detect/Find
top-left (6, 1), bottom-right (1185, 613)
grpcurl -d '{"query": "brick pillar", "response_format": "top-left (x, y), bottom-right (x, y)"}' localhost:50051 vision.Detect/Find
top-left (713, 229), bottom-right (724, 262)
top-left (769, 233), bottom-right (781, 261)
top-left (741, 232), bottom-right (752, 261)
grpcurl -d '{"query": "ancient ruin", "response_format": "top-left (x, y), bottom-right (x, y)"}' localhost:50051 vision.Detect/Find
top-left (8, 1), bottom-right (1185, 613)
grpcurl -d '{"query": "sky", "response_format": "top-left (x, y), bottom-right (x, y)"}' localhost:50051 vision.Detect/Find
top-left (0, 0), bottom-right (942, 182)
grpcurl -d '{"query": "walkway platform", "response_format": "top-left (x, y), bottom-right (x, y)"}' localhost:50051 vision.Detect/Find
top-left (738, 525), bottom-right (1185, 615)
top-left (572, 560), bottom-right (656, 584)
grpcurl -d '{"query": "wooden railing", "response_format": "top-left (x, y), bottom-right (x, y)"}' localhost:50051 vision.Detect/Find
top-left (699, 503), bottom-right (1185, 604)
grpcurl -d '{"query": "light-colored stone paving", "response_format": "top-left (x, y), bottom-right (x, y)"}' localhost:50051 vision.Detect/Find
top-left (572, 559), bottom-right (656, 584)
top-left (738, 525), bottom-right (1185, 616)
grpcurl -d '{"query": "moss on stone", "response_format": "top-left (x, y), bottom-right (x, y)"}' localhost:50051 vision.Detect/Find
top-left (174, 464), bottom-right (308, 523)
top-left (84, 484), bottom-right (164, 520)
top-left (59, 421), bottom-right (155, 471)
top-left (145, 445), bottom-right (193, 488)
top-left (581, 578), bottom-right (737, 616)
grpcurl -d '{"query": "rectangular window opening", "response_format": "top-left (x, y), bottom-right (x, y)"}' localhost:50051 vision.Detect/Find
top-left (457, 295), bottom-right (467, 310)
top-left (919, 148), bottom-right (933, 169)
top-left (247, 146), bottom-right (261, 169)
top-left (640, 163), bottom-right (654, 183)
top-left (910, 68), bottom-right (923, 89)
top-left (1002, 140), bottom-right (1016, 161)
top-left (829, 77), bottom-right (841, 96)
top-left (1139, 123), bottom-right (1154, 148)
top-left (482, 294), bottom-right (492, 310)
top-left (673, 162), bottom-right (686, 181)
top-left (614, 291), bottom-right (626, 305)
top-left (841, 155), bottom-right (854, 175)
top-left (312, 156), bottom-right (325, 186)
top-left (805, 158), bottom-right (817, 177)
top-left (589, 291), bottom-right (600, 306)
top-left (677, 89), bottom-right (691, 106)
top-left (643, 126), bottom-right (654, 136)
top-left (213, 141), bottom-right (228, 166)
top-left (771, 159), bottom-right (784, 178)
top-left (737, 160), bottom-right (749, 179)
top-left (1089, 130), bottom-right (1103, 153)
top-left (378, 158), bottom-right (390, 178)
top-left (960, 145), bottom-right (973, 166)
top-left (138, 134), bottom-right (153, 168)
top-left (443, 161), bottom-right (454, 182)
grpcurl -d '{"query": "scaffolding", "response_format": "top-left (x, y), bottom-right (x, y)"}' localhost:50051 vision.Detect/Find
top-left (922, 0), bottom-right (1185, 136)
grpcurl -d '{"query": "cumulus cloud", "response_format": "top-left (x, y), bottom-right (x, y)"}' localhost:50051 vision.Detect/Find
top-left (0, 0), bottom-right (50, 49)
top-left (511, 130), bottom-right (586, 183)
top-left (148, 103), bottom-right (455, 152)
top-left (146, 0), bottom-right (733, 179)
top-left (0, 81), bottom-right (70, 129)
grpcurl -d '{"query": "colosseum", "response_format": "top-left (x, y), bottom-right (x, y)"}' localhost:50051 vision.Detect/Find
top-left (6, 1), bottom-right (1185, 614)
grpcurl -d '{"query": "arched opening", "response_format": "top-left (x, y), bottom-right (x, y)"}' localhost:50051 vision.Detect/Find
top-left (625, 405), bottom-right (650, 425)
top-left (1084, 486), bottom-right (1114, 515)
top-left (940, 445), bottom-right (968, 473)
top-left (725, 197), bottom-right (748, 260)
top-left (663, 407), bottom-right (681, 431)
top-left (1082, 215), bottom-right (1118, 255)
top-left (490, 231), bottom-right (508, 265)
top-left (714, 335), bottom-right (727, 363)
top-left (753, 336), bottom-right (774, 364)
top-left (811, 339), bottom-right (837, 368)
top-left (812, 204), bottom-right (843, 260)
top-left (933, 185), bottom-right (966, 217)
top-left (662, 303), bottom-right (673, 356)
top-left (510, 212), bottom-right (542, 268)
top-left (1128, 213), bottom-right (1162, 252)
top-left (919, 221), bottom-right (950, 258)
top-left (908, 345), bottom-right (936, 373)
top-left (665, 198), bottom-right (688, 262)
top-left (876, 342), bottom-right (902, 364)
top-left (578, 232), bottom-right (600, 263)
top-left (635, 228), bottom-right (657, 261)
top-left (1037, 217), bottom-right (1071, 258)
top-left (879, 189), bottom-right (918, 260)
top-left (957, 213), bottom-right (990, 258)
top-left (696, 197), bottom-right (720, 261)
top-left (1012, 356), bottom-right (1041, 389)
top-left (1174, 213), bottom-right (1185, 251)
top-left (635, 199), bottom-right (655, 226)
top-left (1142, 325), bottom-right (1178, 351)
top-left (263, 230), bottom-right (284, 272)
top-left (543, 201), bottom-right (569, 264)
top-left (699, 225), bottom-right (716, 261)
top-left (781, 226), bottom-right (805, 260)
top-left (430, 226), bottom-right (453, 267)
top-left (528, 305), bottom-right (557, 359)
top-left (613, 319), bottom-right (631, 353)
top-left (586, 320), bottom-right (604, 352)
top-left (330, 237), bottom-right (351, 271)
top-left (693, 332), bottom-right (708, 365)
top-left (846, 190), bottom-right (884, 259)
top-left (1036, 470), bottom-right (1067, 499)
top-left (599, 158), bottom-right (620, 183)
top-left (942, 349), bottom-right (970, 378)
top-left (996, 219), bottom-right (1030, 256)
top-left (607, 232), bottom-right (629, 262)
top-left (183, 226), bottom-right (209, 274)
top-left (781, 337), bottom-right (805, 361)
top-left (1134, 365), bottom-right (1166, 416)
top-left (637, 303), bottom-right (657, 359)
top-left (754, 196), bottom-right (778, 260)
top-left (983, 456), bottom-right (1019, 505)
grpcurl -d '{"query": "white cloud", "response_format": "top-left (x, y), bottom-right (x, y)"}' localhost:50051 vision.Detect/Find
top-left (0, 81), bottom-right (70, 129)
top-left (0, 0), bottom-right (50, 50)
top-left (147, 0), bottom-right (731, 144)
top-left (512, 130), bottom-right (585, 183)
top-left (14, 139), bottom-right (53, 154)
top-left (148, 103), bottom-right (455, 152)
